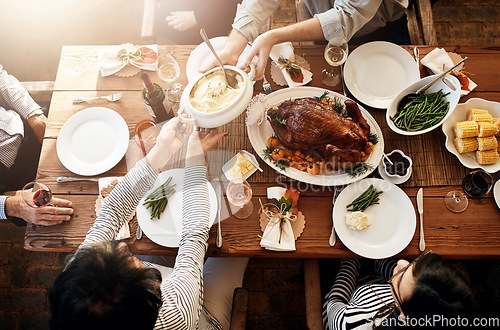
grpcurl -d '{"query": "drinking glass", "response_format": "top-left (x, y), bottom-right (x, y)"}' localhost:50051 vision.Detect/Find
top-left (21, 181), bottom-right (53, 208)
top-left (444, 190), bottom-right (468, 213)
top-left (156, 53), bottom-right (183, 111)
top-left (444, 169), bottom-right (493, 213)
top-left (226, 179), bottom-right (254, 219)
top-left (321, 37), bottom-right (348, 87)
top-left (462, 169), bottom-right (493, 198)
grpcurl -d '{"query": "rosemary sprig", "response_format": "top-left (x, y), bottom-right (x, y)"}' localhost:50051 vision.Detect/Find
top-left (345, 162), bottom-right (374, 178)
top-left (369, 133), bottom-right (379, 145)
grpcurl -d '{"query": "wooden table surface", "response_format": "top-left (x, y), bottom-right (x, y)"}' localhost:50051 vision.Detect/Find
top-left (25, 45), bottom-right (500, 259)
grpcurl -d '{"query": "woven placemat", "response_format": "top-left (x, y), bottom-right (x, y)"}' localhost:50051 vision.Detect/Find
top-left (164, 109), bottom-right (498, 187)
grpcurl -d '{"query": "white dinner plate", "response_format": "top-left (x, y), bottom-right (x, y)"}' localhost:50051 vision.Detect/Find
top-left (344, 41), bottom-right (420, 109)
top-left (442, 98), bottom-right (500, 173)
top-left (136, 168), bottom-right (217, 247)
top-left (246, 86), bottom-right (384, 186)
top-left (56, 107), bottom-right (129, 176)
top-left (333, 178), bottom-right (416, 259)
top-left (494, 180), bottom-right (500, 210)
top-left (186, 36), bottom-right (253, 82)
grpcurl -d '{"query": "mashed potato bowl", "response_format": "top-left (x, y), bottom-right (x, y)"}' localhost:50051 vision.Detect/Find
top-left (178, 65), bottom-right (255, 128)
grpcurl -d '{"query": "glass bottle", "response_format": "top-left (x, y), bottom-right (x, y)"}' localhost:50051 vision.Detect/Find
top-left (141, 72), bottom-right (173, 123)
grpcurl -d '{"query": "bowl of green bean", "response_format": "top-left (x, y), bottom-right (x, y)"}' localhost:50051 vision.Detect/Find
top-left (386, 74), bottom-right (461, 136)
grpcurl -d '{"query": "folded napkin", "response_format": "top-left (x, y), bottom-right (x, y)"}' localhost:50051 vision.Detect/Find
top-left (96, 177), bottom-right (130, 240)
top-left (260, 187), bottom-right (296, 251)
top-left (269, 42), bottom-right (312, 87)
top-left (98, 44), bottom-right (158, 77)
top-left (420, 48), bottom-right (476, 96)
top-left (246, 93), bottom-right (270, 126)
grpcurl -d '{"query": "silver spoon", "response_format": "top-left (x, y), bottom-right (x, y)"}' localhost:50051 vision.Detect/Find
top-left (398, 56), bottom-right (468, 109)
top-left (413, 47), bottom-right (420, 75)
top-left (199, 29), bottom-right (238, 89)
top-left (57, 176), bottom-right (99, 182)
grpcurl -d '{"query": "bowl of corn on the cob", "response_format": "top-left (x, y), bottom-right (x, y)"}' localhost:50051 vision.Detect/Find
top-left (442, 98), bottom-right (500, 173)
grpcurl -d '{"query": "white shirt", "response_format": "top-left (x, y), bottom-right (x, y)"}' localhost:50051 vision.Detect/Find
top-left (232, 0), bottom-right (408, 42)
top-left (0, 64), bottom-right (41, 168)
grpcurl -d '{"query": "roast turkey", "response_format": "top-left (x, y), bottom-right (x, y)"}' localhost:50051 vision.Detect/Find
top-left (268, 97), bottom-right (370, 168)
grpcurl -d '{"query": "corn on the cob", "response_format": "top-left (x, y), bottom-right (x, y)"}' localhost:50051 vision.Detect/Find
top-left (454, 137), bottom-right (478, 153)
top-left (478, 122), bottom-right (498, 137)
top-left (453, 121), bottom-right (479, 138)
top-left (467, 108), bottom-right (489, 117)
top-left (476, 150), bottom-right (499, 165)
top-left (493, 117), bottom-right (500, 137)
top-left (467, 112), bottom-right (493, 123)
top-left (477, 136), bottom-right (498, 151)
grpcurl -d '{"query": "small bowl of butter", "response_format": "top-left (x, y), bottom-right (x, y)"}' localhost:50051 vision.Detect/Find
top-left (223, 150), bottom-right (262, 181)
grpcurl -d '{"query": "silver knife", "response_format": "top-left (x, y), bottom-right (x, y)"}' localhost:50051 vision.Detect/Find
top-left (417, 188), bottom-right (425, 251)
top-left (216, 184), bottom-right (222, 248)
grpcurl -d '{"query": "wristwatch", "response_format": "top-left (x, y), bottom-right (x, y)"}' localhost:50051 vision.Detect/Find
top-left (27, 107), bottom-right (44, 119)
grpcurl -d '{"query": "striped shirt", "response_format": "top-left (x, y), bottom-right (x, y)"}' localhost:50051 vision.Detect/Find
top-left (78, 159), bottom-right (222, 330)
top-left (232, 0), bottom-right (407, 43)
top-left (0, 64), bottom-right (41, 168)
top-left (323, 259), bottom-right (397, 330)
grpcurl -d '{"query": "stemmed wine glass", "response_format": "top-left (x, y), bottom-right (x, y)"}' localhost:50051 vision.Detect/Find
top-left (156, 53), bottom-right (183, 111)
top-left (444, 190), bottom-right (468, 213)
top-left (321, 37), bottom-right (348, 87)
top-left (21, 181), bottom-right (53, 208)
top-left (444, 169), bottom-right (493, 213)
top-left (226, 179), bottom-right (254, 219)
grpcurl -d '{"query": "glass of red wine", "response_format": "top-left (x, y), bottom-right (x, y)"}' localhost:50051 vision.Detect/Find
top-left (21, 181), bottom-right (53, 208)
top-left (462, 169), bottom-right (494, 198)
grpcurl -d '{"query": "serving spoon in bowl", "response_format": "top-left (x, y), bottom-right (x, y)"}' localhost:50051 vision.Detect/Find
top-left (199, 28), bottom-right (239, 89)
top-left (398, 56), bottom-right (468, 109)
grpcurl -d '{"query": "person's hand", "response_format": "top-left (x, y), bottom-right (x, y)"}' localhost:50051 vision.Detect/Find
top-left (27, 114), bottom-right (47, 144)
top-left (199, 29), bottom-right (249, 73)
top-left (146, 116), bottom-right (188, 170)
top-left (186, 127), bottom-right (228, 166)
top-left (5, 195), bottom-right (73, 226)
top-left (242, 31), bottom-right (277, 81)
top-left (165, 11), bottom-right (197, 32)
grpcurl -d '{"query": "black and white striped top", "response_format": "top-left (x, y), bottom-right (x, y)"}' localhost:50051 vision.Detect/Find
top-left (79, 159), bottom-right (222, 330)
top-left (323, 259), bottom-right (397, 330)
top-left (0, 64), bottom-right (41, 168)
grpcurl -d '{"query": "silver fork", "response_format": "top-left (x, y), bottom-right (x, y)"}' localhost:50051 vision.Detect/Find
top-left (262, 75), bottom-right (272, 94)
top-left (73, 92), bottom-right (123, 104)
top-left (329, 185), bottom-right (345, 247)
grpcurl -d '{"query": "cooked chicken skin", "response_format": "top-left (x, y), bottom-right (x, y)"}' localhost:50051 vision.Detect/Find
top-left (268, 97), bottom-right (370, 168)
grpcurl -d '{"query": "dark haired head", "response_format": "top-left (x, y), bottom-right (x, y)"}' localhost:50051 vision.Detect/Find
top-left (49, 240), bottom-right (162, 330)
top-left (402, 253), bottom-right (476, 318)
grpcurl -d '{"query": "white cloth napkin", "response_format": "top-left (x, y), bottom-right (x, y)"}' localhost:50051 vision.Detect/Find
top-left (97, 177), bottom-right (130, 240)
top-left (98, 44), bottom-right (158, 77)
top-left (420, 48), bottom-right (476, 96)
top-left (260, 187), bottom-right (296, 251)
top-left (269, 42), bottom-right (312, 87)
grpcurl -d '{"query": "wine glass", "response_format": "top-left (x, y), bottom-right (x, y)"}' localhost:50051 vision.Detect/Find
top-left (226, 179), bottom-right (254, 219)
top-left (156, 53), bottom-right (183, 111)
top-left (444, 190), bottom-right (468, 213)
top-left (462, 169), bottom-right (493, 198)
top-left (321, 37), bottom-right (348, 87)
top-left (21, 181), bottom-right (53, 208)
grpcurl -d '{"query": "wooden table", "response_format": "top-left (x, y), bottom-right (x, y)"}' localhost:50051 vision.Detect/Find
top-left (25, 45), bottom-right (500, 259)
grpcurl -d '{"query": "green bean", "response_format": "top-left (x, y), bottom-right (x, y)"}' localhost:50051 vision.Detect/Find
top-left (390, 91), bottom-right (450, 132)
top-left (347, 185), bottom-right (383, 212)
top-left (143, 177), bottom-right (176, 220)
